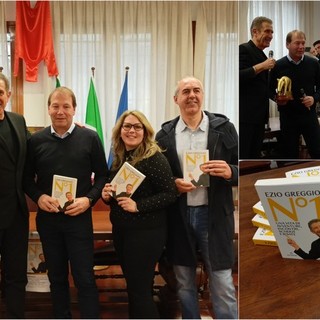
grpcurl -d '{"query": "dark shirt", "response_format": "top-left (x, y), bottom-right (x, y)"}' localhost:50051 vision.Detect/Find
top-left (239, 40), bottom-right (269, 124)
top-left (270, 55), bottom-right (320, 114)
top-left (24, 126), bottom-right (108, 207)
top-left (190, 173), bottom-right (209, 187)
top-left (116, 192), bottom-right (131, 198)
top-left (58, 200), bottom-right (74, 212)
top-left (32, 262), bottom-right (47, 273)
top-left (109, 151), bottom-right (177, 229)
top-left (295, 238), bottom-right (320, 259)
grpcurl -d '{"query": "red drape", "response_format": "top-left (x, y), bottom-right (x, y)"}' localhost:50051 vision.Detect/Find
top-left (14, 1), bottom-right (59, 82)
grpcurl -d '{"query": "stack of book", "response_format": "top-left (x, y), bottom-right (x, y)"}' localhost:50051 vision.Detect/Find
top-left (252, 165), bottom-right (320, 259)
top-left (251, 200), bottom-right (277, 246)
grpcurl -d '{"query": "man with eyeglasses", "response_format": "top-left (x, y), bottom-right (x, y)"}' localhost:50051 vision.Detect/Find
top-left (156, 76), bottom-right (238, 319)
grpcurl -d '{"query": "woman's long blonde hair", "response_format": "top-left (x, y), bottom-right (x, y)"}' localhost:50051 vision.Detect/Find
top-left (111, 110), bottom-right (162, 170)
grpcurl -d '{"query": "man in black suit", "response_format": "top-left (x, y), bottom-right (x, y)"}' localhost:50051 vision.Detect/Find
top-left (239, 16), bottom-right (276, 159)
top-left (188, 163), bottom-right (210, 187)
top-left (0, 72), bottom-right (30, 318)
top-left (58, 191), bottom-right (75, 212)
top-left (287, 219), bottom-right (320, 259)
top-left (30, 253), bottom-right (47, 273)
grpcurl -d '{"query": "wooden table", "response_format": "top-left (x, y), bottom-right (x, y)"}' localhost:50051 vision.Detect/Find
top-left (240, 161), bottom-right (320, 319)
top-left (29, 210), bottom-right (112, 240)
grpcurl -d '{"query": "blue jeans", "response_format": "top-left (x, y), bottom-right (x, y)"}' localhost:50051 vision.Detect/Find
top-left (173, 206), bottom-right (238, 319)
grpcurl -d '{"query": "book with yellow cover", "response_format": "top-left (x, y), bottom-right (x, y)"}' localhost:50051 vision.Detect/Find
top-left (52, 175), bottom-right (77, 212)
top-left (110, 162), bottom-right (145, 199)
top-left (255, 176), bottom-right (320, 259)
top-left (285, 165), bottom-right (320, 178)
top-left (252, 201), bottom-right (267, 219)
top-left (183, 150), bottom-right (210, 187)
top-left (26, 239), bottom-right (50, 292)
top-left (252, 227), bottom-right (277, 247)
top-left (252, 213), bottom-right (272, 230)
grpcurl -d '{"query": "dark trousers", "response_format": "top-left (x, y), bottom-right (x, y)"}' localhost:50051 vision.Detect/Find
top-left (0, 211), bottom-right (28, 319)
top-left (36, 211), bottom-right (99, 319)
top-left (239, 122), bottom-right (265, 159)
top-left (279, 111), bottom-right (320, 159)
top-left (112, 225), bottom-right (166, 319)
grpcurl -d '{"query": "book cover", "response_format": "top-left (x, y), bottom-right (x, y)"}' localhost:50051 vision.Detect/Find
top-left (26, 239), bottom-right (50, 292)
top-left (252, 201), bottom-right (267, 219)
top-left (255, 176), bottom-right (320, 259)
top-left (252, 213), bottom-right (272, 230)
top-left (52, 175), bottom-right (77, 211)
top-left (285, 165), bottom-right (320, 178)
top-left (110, 162), bottom-right (146, 198)
top-left (183, 150), bottom-right (210, 187)
top-left (252, 227), bottom-right (277, 247)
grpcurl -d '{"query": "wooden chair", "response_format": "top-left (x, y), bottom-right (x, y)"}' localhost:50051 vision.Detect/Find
top-left (93, 240), bottom-right (128, 293)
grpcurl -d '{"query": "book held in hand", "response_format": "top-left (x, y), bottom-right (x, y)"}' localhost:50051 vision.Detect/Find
top-left (255, 175), bottom-right (320, 259)
top-left (52, 175), bottom-right (77, 212)
top-left (183, 150), bottom-right (210, 187)
top-left (110, 162), bottom-right (145, 198)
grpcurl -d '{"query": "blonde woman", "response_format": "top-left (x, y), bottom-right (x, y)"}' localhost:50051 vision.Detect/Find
top-left (102, 110), bottom-right (177, 319)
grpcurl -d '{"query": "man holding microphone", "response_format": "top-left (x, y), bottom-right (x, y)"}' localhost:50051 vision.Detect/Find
top-left (239, 16), bottom-right (276, 159)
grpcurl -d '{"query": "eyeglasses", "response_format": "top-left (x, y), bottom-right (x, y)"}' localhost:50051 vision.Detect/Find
top-left (122, 123), bottom-right (144, 131)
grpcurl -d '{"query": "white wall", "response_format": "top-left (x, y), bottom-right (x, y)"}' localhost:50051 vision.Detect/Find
top-left (311, 2), bottom-right (320, 45)
top-left (4, 1), bottom-right (200, 128)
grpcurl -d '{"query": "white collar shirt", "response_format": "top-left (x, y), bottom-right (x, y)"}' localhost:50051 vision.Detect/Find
top-left (176, 111), bottom-right (209, 206)
top-left (51, 123), bottom-right (75, 139)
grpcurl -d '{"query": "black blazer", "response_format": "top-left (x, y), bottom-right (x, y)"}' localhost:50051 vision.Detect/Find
top-left (0, 111), bottom-right (30, 228)
top-left (239, 40), bottom-right (270, 124)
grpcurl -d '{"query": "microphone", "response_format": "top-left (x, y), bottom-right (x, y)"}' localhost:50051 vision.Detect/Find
top-left (269, 50), bottom-right (274, 59)
top-left (269, 50), bottom-right (274, 71)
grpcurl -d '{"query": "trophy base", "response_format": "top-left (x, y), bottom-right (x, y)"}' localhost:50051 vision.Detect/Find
top-left (276, 94), bottom-right (293, 105)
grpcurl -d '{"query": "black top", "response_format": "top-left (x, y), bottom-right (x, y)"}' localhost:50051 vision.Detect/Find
top-left (295, 238), bottom-right (320, 260)
top-left (108, 151), bottom-right (177, 229)
top-left (270, 55), bottom-right (320, 114)
top-left (23, 126), bottom-right (108, 210)
top-left (0, 111), bottom-right (29, 228)
top-left (239, 40), bottom-right (269, 124)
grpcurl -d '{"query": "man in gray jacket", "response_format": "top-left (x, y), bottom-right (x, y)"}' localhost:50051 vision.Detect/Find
top-left (156, 76), bottom-right (238, 319)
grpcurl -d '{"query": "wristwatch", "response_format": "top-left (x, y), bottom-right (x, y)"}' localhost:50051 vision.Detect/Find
top-left (88, 197), bottom-right (94, 207)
